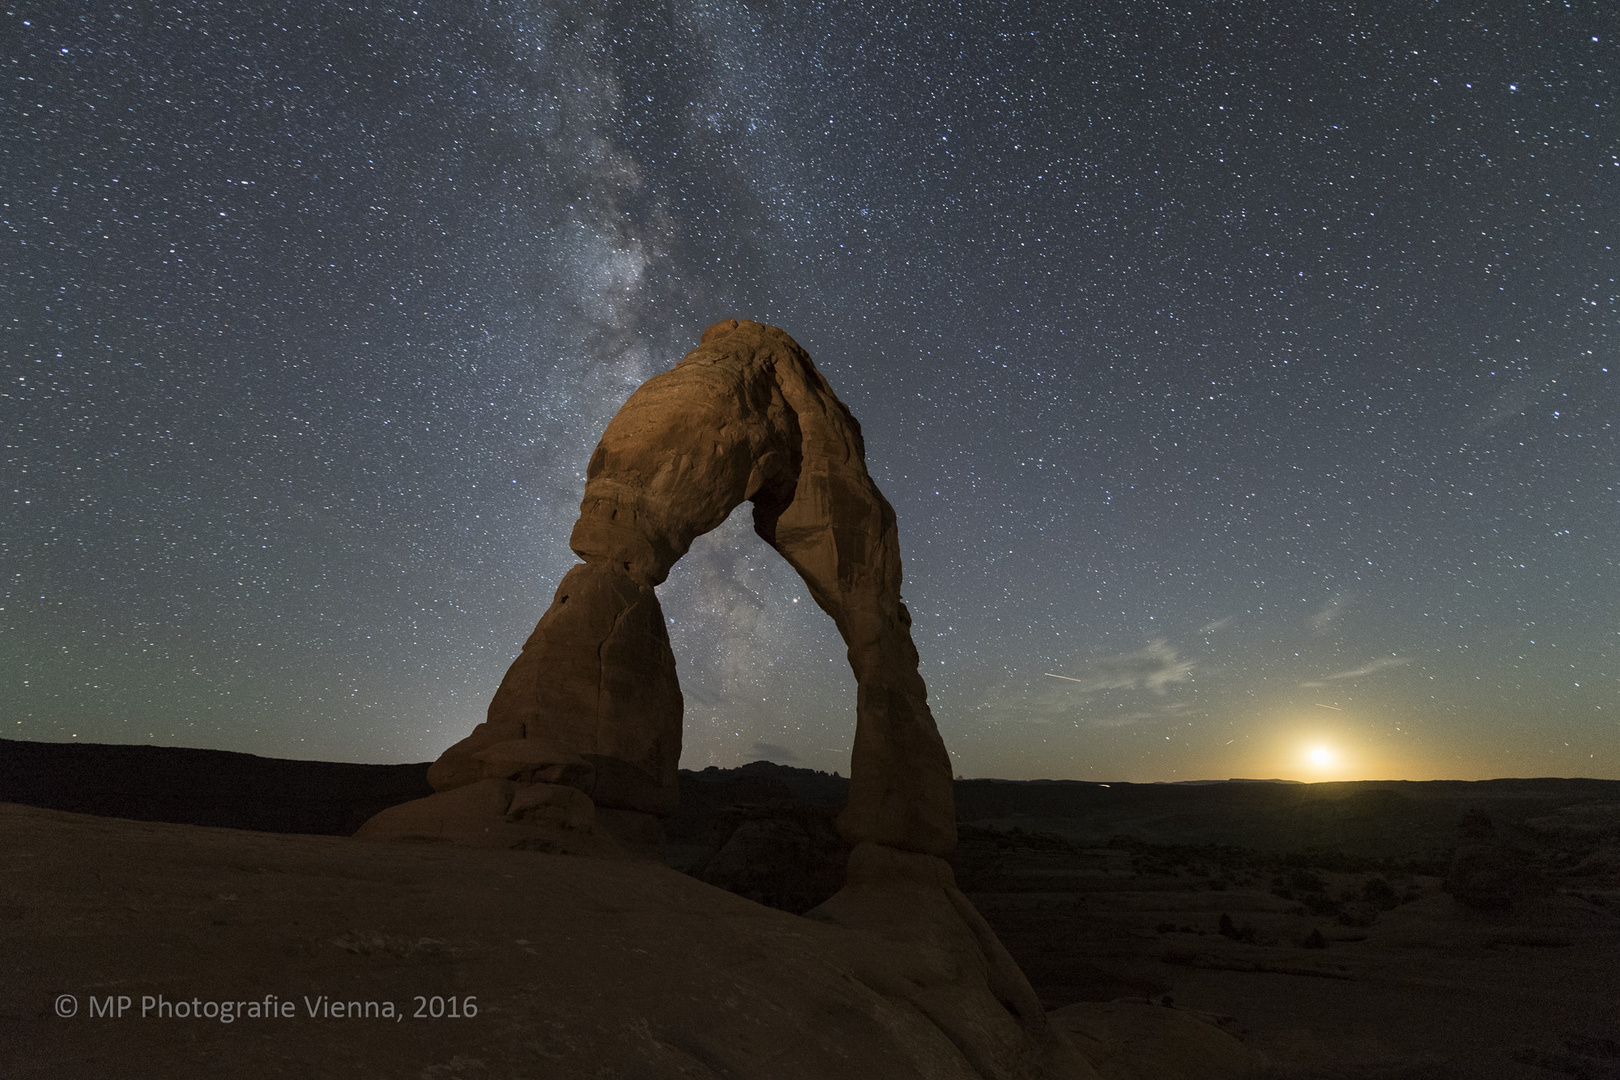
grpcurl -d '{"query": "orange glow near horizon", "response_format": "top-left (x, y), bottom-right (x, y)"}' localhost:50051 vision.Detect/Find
top-left (958, 699), bottom-right (1620, 784)
top-left (1292, 734), bottom-right (1354, 780)
top-left (1242, 710), bottom-right (1385, 781)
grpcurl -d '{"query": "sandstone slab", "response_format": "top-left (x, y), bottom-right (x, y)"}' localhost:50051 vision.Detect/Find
top-left (1050, 1000), bottom-right (1266, 1080)
top-left (2, 802), bottom-right (1092, 1080)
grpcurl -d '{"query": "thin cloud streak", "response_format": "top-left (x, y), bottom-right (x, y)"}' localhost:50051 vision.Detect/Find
top-left (1300, 656), bottom-right (1410, 687)
top-left (1046, 639), bottom-right (1194, 696)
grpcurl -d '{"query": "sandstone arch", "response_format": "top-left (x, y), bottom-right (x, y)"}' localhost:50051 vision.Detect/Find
top-left (423, 319), bottom-right (957, 856)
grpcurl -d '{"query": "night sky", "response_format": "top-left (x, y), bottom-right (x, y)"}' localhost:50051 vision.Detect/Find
top-left (6, 2), bottom-right (1616, 782)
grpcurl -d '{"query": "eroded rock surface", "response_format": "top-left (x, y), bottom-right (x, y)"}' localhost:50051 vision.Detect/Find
top-left (1051, 1000), bottom-right (1266, 1080)
top-left (375, 319), bottom-right (954, 857)
top-left (355, 321), bottom-right (1095, 1076)
top-left (807, 841), bottom-right (1098, 1079)
top-left (8, 802), bottom-right (1095, 1080)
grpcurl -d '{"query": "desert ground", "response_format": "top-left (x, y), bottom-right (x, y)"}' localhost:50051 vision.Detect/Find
top-left (4, 738), bottom-right (1618, 1079)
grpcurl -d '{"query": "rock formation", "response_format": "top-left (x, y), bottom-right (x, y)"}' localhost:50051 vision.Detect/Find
top-left (358, 320), bottom-right (1096, 1076)
top-left (362, 318), bottom-right (955, 857)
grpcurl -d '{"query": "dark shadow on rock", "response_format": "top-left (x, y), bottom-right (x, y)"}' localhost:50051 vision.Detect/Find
top-left (691, 810), bottom-right (849, 914)
top-left (1443, 842), bottom-right (1550, 910)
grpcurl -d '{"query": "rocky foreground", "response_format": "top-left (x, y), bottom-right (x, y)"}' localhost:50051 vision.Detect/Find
top-left (5, 740), bottom-right (1620, 1078)
top-left (678, 765), bottom-right (1620, 1079)
top-left (4, 800), bottom-right (1271, 1080)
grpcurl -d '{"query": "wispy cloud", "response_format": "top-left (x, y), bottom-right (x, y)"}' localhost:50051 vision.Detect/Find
top-left (1199, 616), bottom-right (1236, 634)
top-left (1300, 656), bottom-right (1410, 687)
top-left (1088, 709), bottom-right (1158, 728)
top-left (1046, 639), bottom-right (1193, 696)
top-left (1309, 595), bottom-right (1349, 634)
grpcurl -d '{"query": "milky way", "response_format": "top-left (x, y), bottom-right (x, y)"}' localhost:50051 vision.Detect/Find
top-left (5, 2), bottom-right (1616, 780)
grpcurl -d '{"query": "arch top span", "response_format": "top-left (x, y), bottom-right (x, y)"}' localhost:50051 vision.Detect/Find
top-left (426, 319), bottom-right (957, 857)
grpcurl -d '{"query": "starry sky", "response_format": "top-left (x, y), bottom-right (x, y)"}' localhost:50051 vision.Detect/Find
top-left (5, 2), bottom-right (1617, 782)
